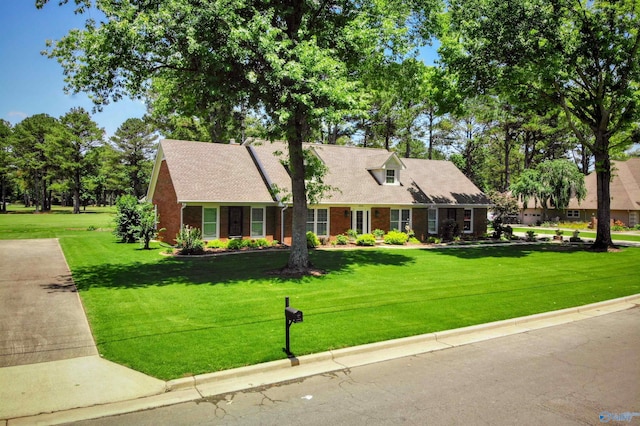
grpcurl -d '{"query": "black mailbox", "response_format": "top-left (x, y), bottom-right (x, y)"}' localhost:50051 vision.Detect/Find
top-left (285, 307), bottom-right (303, 323)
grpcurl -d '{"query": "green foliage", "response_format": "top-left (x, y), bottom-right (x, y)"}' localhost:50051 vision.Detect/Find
top-left (356, 234), bottom-right (377, 246)
top-left (525, 230), bottom-right (537, 242)
top-left (384, 230), bottom-right (408, 245)
top-left (408, 237), bottom-right (421, 244)
top-left (255, 238), bottom-right (272, 248)
top-left (175, 225), bottom-right (205, 255)
top-left (335, 234), bottom-right (349, 245)
top-left (346, 229), bottom-right (358, 240)
top-left (226, 238), bottom-right (244, 250)
top-left (569, 230), bottom-right (582, 242)
top-left (113, 194), bottom-right (140, 243)
top-left (306, 231), bottom-right (320, 249)
top-left (133, 202), bottom-right (159, 250)
top-left (442, 219), bottom-right (461, 242)
top-left (427, 236), bottom-right (441, 244)
top-left (206, 240), bottom-right (228, 249)
top-left (372, 229), bottom-right (385, 239)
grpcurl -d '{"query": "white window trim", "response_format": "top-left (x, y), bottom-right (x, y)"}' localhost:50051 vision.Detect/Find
top-left (390, 208), bottom-right (412, 232)
top-left (202, 206), bottom-right (219, 239)
top-left (428, 208), bottom-right (438, 234)
top-left (250, 207), bottom-right (266, 238)
top-left (307, 208), bottom-right (329, 237)
top-left (463, 208), bottom-right (473, 233)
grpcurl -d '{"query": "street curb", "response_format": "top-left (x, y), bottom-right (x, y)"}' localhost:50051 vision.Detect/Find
top-left (9, 294), bottom-right (639, 426)
top-left (168, 294), bottom-right (640, 392)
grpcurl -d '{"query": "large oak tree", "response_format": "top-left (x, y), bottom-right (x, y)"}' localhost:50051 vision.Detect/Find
top-left (441, 0), bottom-right (640, 249)
top-left (40, 0), bottom-right (439, 273)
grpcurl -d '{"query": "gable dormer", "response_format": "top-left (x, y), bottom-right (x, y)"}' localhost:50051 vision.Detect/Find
top-left (369, 152), bottom-right (406, 186)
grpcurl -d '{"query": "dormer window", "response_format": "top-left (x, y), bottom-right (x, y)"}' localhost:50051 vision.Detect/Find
top-left (385, 169), bottom-right (397, 184)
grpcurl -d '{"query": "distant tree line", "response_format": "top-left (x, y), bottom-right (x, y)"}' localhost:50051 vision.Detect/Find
top-left (0, 111), bottom-right (156, 213)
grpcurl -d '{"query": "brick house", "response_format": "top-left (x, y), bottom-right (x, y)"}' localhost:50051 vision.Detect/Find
top-left (147, 139), bottom-right (491, 244)
top-left (565, 158), bottom-right (640, 227)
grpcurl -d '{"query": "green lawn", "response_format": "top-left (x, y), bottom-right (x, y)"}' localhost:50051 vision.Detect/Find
top-left (3, 209), bottom-right (639, 380)
top-left (512, 227), bottom-right (640, 242)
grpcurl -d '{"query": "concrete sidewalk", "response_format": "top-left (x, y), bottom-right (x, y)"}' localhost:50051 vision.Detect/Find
top-left (2, 295), bottom-right (638, 425)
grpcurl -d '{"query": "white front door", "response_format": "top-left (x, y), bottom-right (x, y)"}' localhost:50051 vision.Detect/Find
top-left (352, 209), bottom-right (370, 235)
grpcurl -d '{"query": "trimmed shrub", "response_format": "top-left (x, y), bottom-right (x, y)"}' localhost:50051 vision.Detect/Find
top-left (335, 234), bottom-right (349, 245)
top-left (307, 231), bottom-right (320, 248)
top-left (255, 238), bottom-right (271, 248)
top-left (384, 230), bottom-right (408, 245)
top-left (442, 219), bottom-right (461, 242)
top-left (356, 234), bottom-right (377, 246)
top-left (408, 237), bottom-right (421, 244)
top-left (207, 239), bottom-right (227, 249)
top-left (175, 225), bottom-right (205, 255)
top-left (427, 236), bottom-right (441, 244)
top-left (372, 229), bottom-right (385, 239)
top-left (114, 194), bottom-right (140, 243)
top-left (346, 229), bottom-right (358, 240)
top-left (226, 238), bottom-right (244, 250)
top-left (526, 230), bottom-right (537, 242)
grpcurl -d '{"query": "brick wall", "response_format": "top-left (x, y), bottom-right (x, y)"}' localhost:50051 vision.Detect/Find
top-left (473, 208), bottom-right (488, 236)
top-left (412, 208), bottom-right (428, 241)
top-left (371, 208), bottom-right (390, 232)
top-left (152, 160), bottom-right (181, 244)
top-left (183, 206), bottom-right (202, 229)
top-left (330, 207), bottom-right (351, 237)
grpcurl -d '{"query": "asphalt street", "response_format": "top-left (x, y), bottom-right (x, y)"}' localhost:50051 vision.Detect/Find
top-left (68, 305), bottom-right (640, 426)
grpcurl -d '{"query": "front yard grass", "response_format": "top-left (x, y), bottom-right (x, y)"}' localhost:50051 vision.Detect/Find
top-left (3, 209), bottom-right (638, 380)
top-left (60, 232), bottom-right (640, 380)
top-left (512, 227), bottom-right (640, 242)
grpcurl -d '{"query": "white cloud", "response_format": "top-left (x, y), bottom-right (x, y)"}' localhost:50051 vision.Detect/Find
top-left (6, 111), bottom-right (28, 124)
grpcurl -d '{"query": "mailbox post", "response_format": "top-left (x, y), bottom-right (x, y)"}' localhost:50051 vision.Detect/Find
top-left (284, 296), bottom-right (303, 357)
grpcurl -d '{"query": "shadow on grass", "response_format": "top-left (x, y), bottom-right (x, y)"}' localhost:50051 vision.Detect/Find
top-left (427, 243), bottom-right (594, 259)
top-left (73, 249), bottom-right (416, 290)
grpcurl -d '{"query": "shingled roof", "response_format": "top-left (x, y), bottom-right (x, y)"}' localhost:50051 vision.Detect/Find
top-left (154, 139), bottom-right (275, 203)
top-left (248, 140), bottom-right (490, 206)
top-left (149, 139), bottom-right (490, 207)
top-left (567, 158), bottom-right (640, 210)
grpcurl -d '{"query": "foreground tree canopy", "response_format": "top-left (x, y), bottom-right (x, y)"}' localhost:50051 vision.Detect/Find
top-left (442, 0), bottom-right (640, 249)
top-left (40, 0), bottom-right (440, 273)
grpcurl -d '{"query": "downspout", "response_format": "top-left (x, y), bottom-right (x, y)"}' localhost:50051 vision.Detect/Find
top-left (281, 203), bottom-right (288, 245)
top-left (180, 202), bottom-right (187, 232)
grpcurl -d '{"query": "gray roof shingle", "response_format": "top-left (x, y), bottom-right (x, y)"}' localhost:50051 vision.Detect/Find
top-left (567, 158), bottom-right (640, 210)
top-left (154, 139), bottom-right (489, 207)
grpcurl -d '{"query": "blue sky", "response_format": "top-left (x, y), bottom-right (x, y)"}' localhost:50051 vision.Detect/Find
top-left (0, 2), bottom-right (439, 138)
top-left (0, 2), bottom-right (146, 137)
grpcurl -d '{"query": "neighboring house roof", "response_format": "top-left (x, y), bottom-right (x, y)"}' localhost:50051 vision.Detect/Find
top-left (567, 158), bottom-right (640, 211)
top-left (151, 139), bottom-right (275, 203)
top-left (148, 139), bottom-right (491, 207)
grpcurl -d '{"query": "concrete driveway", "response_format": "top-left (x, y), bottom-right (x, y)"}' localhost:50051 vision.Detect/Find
top-left (0, 239), bottom-right (97, 367)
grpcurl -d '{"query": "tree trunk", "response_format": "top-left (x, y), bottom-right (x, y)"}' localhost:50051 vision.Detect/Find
top-left (427, 109), bottom-right (434, 160)
top-left (285, 109), bottom-right (311, 273)
top-left (73, 169), bottom-right (81, 214)
top-left (592, 144), bottom-right (614, 250)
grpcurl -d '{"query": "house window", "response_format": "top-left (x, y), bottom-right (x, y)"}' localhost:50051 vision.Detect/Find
top-left (306, 208), bottom-right (329, 236)
top-left (630, 212), bottom-right (638, 227)
top-left (463, 209), bottom-right (473, 233)
top-left (567, 210), bottom-right (580, 219)
top-left (385, 169), bottom-right (396, 184)
top-left (251, 207), bottom-right (265, 238)
top-left (203, 207), bottom-right (218, 239)
top-left (390, 209), bottom-right (411, 232)
top-left (428, 208), bottom-right (438, 234)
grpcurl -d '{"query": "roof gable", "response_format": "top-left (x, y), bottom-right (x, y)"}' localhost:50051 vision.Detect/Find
top-left (149, 139), bottom-right (275, 203)
top-left (567, 158), bottom-right (640, 210)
